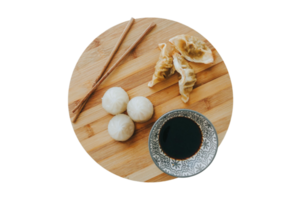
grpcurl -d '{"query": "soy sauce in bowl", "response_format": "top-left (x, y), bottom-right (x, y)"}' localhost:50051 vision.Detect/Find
top-left (159, 117), bottom-right (203, 160)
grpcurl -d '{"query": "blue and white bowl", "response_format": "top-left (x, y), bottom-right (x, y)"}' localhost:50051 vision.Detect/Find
top-left (148, 109), bottom-right (218, 178)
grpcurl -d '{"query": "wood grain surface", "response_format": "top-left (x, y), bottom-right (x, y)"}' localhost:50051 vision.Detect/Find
top-left (68, 18), bottom-right (233, 182)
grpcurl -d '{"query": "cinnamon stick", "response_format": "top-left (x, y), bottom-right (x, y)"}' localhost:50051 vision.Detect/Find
top-left (72, 22), bottom-right (156, 122)
top-left (73, 16), bottom-right (134, 113)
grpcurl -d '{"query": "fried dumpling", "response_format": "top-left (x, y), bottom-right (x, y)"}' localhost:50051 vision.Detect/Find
top-left (169, 35), bottom-right (213, 64)
top-left (148, 43), bottom-right (175, 87)
top-left (173, 53), bottom-right (197, 103)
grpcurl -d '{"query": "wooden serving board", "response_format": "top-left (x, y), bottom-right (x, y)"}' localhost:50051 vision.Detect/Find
top-left (68, 18), bottom-right (233, 182)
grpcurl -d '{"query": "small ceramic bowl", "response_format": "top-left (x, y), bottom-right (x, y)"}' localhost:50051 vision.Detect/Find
top-left (148, 109), bottom-right (218, 178)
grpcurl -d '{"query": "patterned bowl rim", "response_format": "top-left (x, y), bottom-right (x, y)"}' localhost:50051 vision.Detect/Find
top-left (148, 109), bottom-right (219, 178)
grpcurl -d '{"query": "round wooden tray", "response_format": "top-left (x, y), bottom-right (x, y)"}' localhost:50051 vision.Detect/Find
top-left (68, 18), bottom-right (233, 182)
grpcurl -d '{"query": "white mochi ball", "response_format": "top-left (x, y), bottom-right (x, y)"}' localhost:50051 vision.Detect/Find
top-left (127, 96), bottom-right (154, 123)
top-left (102, 87), bottom-right (129, 115)
top-left (108, 114), bottom-right (135, 141)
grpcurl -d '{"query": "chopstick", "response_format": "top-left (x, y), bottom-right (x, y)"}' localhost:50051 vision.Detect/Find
top-left (72, 22), bottom-right (156, 122)
top-left (73, 16), bottom-right (134, 113)
top-left (93, 18), bottom-right (135, 86)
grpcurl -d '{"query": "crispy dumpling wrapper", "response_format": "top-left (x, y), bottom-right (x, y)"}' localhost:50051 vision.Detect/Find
top-left (173, 53), bottom-right (197, 103)
top-left (148, 43), bottom-right (175, 87)
top-left (169, 35), bottom-right (213, 64)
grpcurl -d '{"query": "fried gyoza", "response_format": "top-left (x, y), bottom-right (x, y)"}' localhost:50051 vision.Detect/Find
top-left (169, 35), bottom-right (213, 64)
top-left (148, 43), bottom-right (175, 87)
top-left (173, 53), bottom-right (197, 103)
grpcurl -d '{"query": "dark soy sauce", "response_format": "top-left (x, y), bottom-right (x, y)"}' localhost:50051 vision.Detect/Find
top-left (159, 117), bottom-right (202, 160)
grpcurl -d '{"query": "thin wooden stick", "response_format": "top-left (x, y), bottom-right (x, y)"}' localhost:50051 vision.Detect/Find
top-left (93, 18), bottom-right (135, 86)
top-left (93, 16), bottom-right (134, 86)
top-left (72, 22), bottom-right (156, 122)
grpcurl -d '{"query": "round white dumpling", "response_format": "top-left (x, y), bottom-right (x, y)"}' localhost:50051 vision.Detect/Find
top-left (102, 87), bottom-right (129, 115)
top-left (127, 96), bottom-right (154, 123)
top-left (108, 114), bottom-right (135, 141)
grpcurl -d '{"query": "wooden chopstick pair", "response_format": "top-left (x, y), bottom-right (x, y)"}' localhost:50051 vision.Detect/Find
top-left (72, 18), bottom-right (156, 122)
